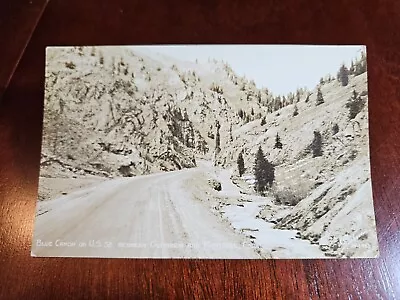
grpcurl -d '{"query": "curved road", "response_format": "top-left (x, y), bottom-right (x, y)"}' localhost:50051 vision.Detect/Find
top-left (32, 168), bottom-right (260, 258)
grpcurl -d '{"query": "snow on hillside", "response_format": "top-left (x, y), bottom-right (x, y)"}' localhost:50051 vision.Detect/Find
top-left (42, 46), bottom-right (269, 178)
top-left (265, 157), bottom-right (377, 258)
top-left (38, 46), bottom-right (377, 258)
top-left (216, 70), bottom-right (376, 257)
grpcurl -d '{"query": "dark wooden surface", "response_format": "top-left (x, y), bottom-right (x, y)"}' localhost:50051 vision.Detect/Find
top-left (1, 0), bottom-right (400, 298)
top-left (0, 0), bottom-right (48, 100)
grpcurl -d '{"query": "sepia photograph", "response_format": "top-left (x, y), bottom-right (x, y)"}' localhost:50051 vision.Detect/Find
top-left (31, 45), bottom-right (378, 259)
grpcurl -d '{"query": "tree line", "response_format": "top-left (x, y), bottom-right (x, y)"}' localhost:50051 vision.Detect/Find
top-left (236, 129), bottom-right (324, 195)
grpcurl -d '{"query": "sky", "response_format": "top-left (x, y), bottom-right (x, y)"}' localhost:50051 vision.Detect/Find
top-left (133, 45), bottom-right (365, 95)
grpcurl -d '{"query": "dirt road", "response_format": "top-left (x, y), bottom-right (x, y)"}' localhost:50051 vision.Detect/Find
top-left (32, 168), bottom-right (260, 258)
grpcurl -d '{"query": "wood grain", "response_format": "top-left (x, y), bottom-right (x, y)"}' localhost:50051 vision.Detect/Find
top-left (1, 0), bottom-right (400, 298)
top-left (0, 0), bottom-right (49, 100)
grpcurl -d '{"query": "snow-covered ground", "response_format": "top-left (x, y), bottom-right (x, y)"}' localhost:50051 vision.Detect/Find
top-left (34, 46), bottom-right (378, 259)
top-left (32, 166), bottom-right (261, 258)
top-left (212, 166), bottom-right (325, 258)
top-left (32, 161), bottom-right (332, 259)
top-left (222, 202), bottom-right (325, 258)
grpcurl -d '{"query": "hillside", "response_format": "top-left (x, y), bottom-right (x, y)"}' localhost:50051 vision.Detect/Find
top-left (37, 46), bottom-right (378, 258)
top-left (213, 69), bottom-right (377, 257)
top-left (42, 46), bottom-right (272, 178)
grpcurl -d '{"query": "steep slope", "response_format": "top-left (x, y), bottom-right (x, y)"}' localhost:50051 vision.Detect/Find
top-left (218, 73), bottom-right (369, 172)
top-left (41, 46), bottom-right (270, 178)
top-left (39, 46), bottom-right (377, 257)
top-left (218, 71), bottom-right (376, 257)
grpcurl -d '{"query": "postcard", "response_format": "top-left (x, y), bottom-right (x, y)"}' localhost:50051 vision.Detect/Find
top-left (31, 45), bottom-right (378, 258)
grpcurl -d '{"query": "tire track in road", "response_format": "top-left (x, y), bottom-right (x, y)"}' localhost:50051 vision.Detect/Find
top-left (157, 187), bottom-right (165, 257)
top-left (32, 167), bottom-right (260, 258)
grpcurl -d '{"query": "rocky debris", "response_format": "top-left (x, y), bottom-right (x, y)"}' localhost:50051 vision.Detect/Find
top-left (40, 154), bottom-right (112, 178)
top-left (271, 158), bottom-right (376, 257)
top-left (208, 179), bottom-right (222, 191)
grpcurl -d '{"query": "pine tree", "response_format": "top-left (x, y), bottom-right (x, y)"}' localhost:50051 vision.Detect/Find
top-left (99, 52), bottom-right (104, 65)
top-left (288, 93), bottom-right (294, 105)
top-left (238, 109), bottom-right (244, 119)
top-left (346, 90), bottom-right (365, 119)
top-left (293, 104), bottom-right (299, 116)
top-left (282, 96), bottom-right (287, 107)
top-left (349, 60), bottom-right (355, 75)
top-left (254, 146), bottom-right (275, 194)
top-left (311, 131), bottom-right (323, 157)
top-left (237, 152), bottom-right (245, 177)
top-left (229, 124), bottom-right (233, 142)
top-left (354, 51), bottom-right (367, 75)
top-left (352, 89), bottom-right (358, 99)
top-left (361, 51), bottom-right (367, 73)
top-left (337, 64), bottom-right (349, 86)
top-left (261, 116), bottom-right (266, 126)
top-left (215, 121), bottom-right (221, 153)
top-left (331, 123), bottom-right (339, 135)
top-left (296, 90), bottom-right (301, 103)
top-left (316, 87), bottom-right (324, 106)
top-left (274, 96), bottom-right (282, 111)
top-left (274, 133), bottom-right (283, 149)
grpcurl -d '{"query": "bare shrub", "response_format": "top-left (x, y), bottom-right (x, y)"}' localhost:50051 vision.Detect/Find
top-left (118, 165), bottom-right (133, 177)
top-left (65, 62), bottom-right (76, 69)
top-left (208, 179), bottom-right (222, 191)
top-left (210, 82), bottom-right (224, 94)
top-left (272, 184), bottom-right (309, 206)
